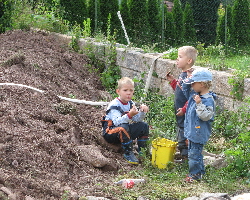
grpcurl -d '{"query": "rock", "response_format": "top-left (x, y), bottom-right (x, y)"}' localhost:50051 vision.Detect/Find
top-left (78, 145), bottom-right (118, 171)
top-left (203, 150), bottom-right (227, 168)
top-left (231, 193), bottom-right (250, 200)
top-left (200, 192), bottom-right (230, 199)
top-left (137, 196), bottom-right (149, 200)
top-left (94, 132), bottom-right (122, 153)
top-left (183, 197), bottom-right (199, 200)
top-left (183, 193), bottom-right (230, 200)
top-left (25, 196), bottom-right (36, 200)
top-left (0, 187), bottom-right (17, 200)
top-left (85, 196), bottom-right (110, 200)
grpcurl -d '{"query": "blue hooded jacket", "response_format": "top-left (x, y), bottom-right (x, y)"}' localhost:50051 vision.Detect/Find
top-left (182, 83), bottom-right (217, 144)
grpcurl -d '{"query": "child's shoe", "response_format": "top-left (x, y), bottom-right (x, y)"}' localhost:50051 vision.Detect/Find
top-left (122, 140), bottom-right (139, 164)
top-left (185, 175), bottom-right (201, 183)
top-left (124, 151), bottom-right (139, 164)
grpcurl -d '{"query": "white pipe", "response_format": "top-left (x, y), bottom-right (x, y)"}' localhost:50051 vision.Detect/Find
top-left (143, 53), bottom-right (167, 97)
top-left (0, 83), bottom-right (45, 93)
top-left (0, 83), bottom-right (109, 106)
top-left (117, 11), bottom-right (130, 45)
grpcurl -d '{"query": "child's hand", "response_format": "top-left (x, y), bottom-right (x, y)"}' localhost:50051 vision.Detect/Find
top-left (176, 108), bottom-right (184, 116)
top-left (140, 104), bottom-right (149, 113)
top-left (193, 95), bottom-right (201, 104)
top-left (129, 105), bottom-right (139, 117)
top-left (166, 73), bottom-right (174, 82)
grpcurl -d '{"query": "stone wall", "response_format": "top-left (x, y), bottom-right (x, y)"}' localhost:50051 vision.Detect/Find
top-left (52, 32), bottom-right (250, 110)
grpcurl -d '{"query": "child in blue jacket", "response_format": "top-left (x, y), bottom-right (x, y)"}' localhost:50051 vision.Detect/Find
top-left (182, 68), bottom-right (217, 183)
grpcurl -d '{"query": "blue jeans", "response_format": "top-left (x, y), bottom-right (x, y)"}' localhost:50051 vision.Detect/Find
top-left (188, 141), bottom-right (205, 180)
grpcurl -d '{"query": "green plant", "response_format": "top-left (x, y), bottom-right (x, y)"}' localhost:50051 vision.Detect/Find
top-left (207, 105), bottom-right (249, 153)
top-left (69, 23), bottom-right (82, 52)
top-left (165, 10), bottom-right (176, 46)
top-left (83, 18), bottom-right (91, 38)
top-left (172, 0), bottom-right (184, 45)
top-left (59, 0), bottom-right (87, 26)
top-left (68, 94), bottom-right (76, 99)
top-left (55, 103), bottom-right (76, 115)
top-left (189, 0), bottom-right (220, 46)
top-left (100, 65), bottom-right (121, 93)
top-left (99, 0), bottom-right (120, 35)
top-left (61, 190), bottom-right (70, 200)
top-left (231, 0), bottom-right (250, 47)
top-left (183, 2), bottom-right (197, 45)
top-left (225, 128), bottom-right (250, 178)
top-left (228, 70), bottom-right (248, 100)
top-left (99, 14), bottom-right (121, 93)
top-left (162, 48), bottom-right (178, 60)
top-left (0, 0), bottom-right (12, 33)
top-left (10, 1), bottom-right (69, 33)
top-left (129, 0), bottom-right (150, 45)
top-left (131, 79), bottom-right (177, 142)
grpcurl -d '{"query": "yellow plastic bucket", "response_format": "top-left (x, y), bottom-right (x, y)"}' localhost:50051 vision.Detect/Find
top-left (151, 137), bottom-right (178, 169)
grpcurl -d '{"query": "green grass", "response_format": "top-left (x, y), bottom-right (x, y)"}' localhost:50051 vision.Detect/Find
top-left (101, 159), bottom-right (249, 199)
top-left (195, 44), bottom-right (250, 74)
top-left (196, 54), bottom-right (250, 73)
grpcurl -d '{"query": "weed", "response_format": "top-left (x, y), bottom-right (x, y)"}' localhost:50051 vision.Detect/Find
top-left (228, 70), bottom-right (249, 101)
top-left (83, 18), bottom-right (91, 38)
top-left (162, 48), bottom-right (178, 60)
top-left (99, 14), bottom-right (121, 93)
top-left (68, 94), bottom-right (76, 99)
top-left (1, 53), bottom-right (25, 67)
top-left (54, 103), bottom-right (76, 115)
top-left (69, 23), bottom-right (82, 52)
top-left (61, 190), bottom-right (69, 200)
top-left (10, 1), bottom-right (69, 34)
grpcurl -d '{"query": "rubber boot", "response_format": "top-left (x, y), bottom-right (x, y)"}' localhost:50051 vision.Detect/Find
top-left (122, 140), bottom-right (139, 164)
top-left (137, 137), bottom-right (149, 155)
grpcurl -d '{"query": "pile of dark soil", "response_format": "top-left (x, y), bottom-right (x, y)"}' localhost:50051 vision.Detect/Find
top-left (0, 30), bottom-right (137, 200)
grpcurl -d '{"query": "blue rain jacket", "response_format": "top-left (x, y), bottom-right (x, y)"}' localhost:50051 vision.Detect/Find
top-left (182, 83), bottom-right (216, 144)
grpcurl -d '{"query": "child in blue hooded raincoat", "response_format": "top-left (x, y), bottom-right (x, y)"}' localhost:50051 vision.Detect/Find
top-left (182, 68), bottom-right (217, 183)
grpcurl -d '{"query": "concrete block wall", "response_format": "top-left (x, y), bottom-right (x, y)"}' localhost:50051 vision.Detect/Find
top-left (52, 32), bottom-right (250, 110)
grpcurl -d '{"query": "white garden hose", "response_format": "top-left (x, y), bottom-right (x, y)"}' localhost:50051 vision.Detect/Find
top-left (0, 83), bottom-right (109, 106)
top-left (143, 52), bottom-right (167, 98)
top-left (117, 11), bottom-right (130, 45)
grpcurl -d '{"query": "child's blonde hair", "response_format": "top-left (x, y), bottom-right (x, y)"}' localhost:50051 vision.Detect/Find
top-left (202, 81), bottom-right (212, 89)
top-left (178, 46), bottom-right (198, 64)
top-left (117, 77), bottom-right (134, 89)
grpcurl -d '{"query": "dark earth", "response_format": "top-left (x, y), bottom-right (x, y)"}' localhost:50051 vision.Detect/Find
top-left (0, 29), bottom-right (141, 200)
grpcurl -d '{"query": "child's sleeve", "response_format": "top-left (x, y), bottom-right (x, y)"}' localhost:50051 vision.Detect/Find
top-left (108, 109), bottom-right (131, 126)
top-left (132, 111), bottom-right (146, 122)
top-left (196, 101), bottom-right (215, 121)
top-left (169, 79), bottom-right (177, 90)
top-left (181, 101), bottom-right (188, 113)
top-left (182, 81), bottom-right (194, 99)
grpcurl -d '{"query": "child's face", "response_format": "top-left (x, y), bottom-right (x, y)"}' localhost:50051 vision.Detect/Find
top-left (116, 84), bottom-right (134, 103)
top-left (191, 82), bottom-right (204, 93)
top-left (176, 50), bottom-right (192, 70)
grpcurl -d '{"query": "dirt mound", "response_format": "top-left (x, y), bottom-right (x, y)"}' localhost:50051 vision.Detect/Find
top-left (0, 30), bottom-right (135, 200)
